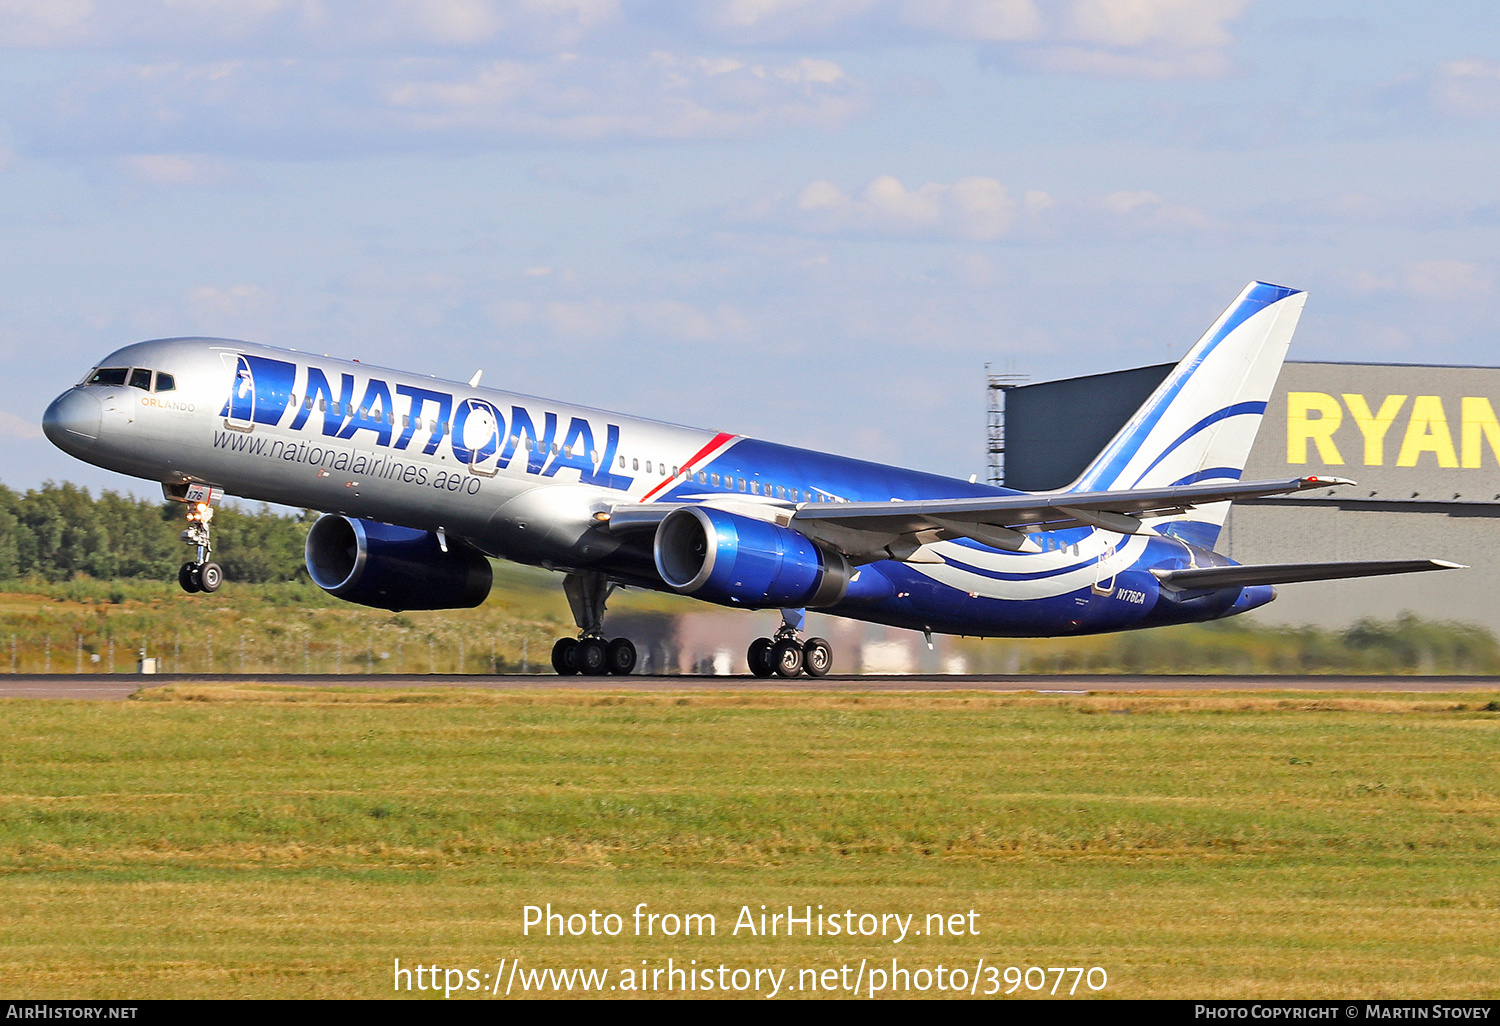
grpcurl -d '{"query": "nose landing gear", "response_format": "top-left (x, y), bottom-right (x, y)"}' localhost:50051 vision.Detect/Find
top-left (177, 501), bottom-right (222, 594)
top-left (748, 608), bottom-right (832, 678)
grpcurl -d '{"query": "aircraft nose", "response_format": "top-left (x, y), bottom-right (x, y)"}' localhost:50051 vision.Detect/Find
top-left (42, 389), bottom-right (103, 448)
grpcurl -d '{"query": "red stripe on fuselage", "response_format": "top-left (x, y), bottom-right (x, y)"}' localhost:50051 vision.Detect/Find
top-left (639, 431), bottom-right (737, 502)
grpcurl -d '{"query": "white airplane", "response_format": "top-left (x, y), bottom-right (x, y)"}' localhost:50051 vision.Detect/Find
top-left (42, 282), bottom-right (1459, 676)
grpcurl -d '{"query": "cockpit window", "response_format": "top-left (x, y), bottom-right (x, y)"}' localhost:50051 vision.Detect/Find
top-left (129, 368), bottom-right (153, 390)
top-left (88, 368), bottom-right (129, 386)
top-left (154, 373), bottom-right (175, 393)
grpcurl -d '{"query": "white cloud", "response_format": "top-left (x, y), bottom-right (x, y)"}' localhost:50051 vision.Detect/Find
top-left (1427, 58), bottom-right (1500, 117)
top-left (774, 175), bottom-right (1019, 241)
top-left (1347, 260), bottom-right (1493, 301)
top-left (1376, 57), bottom-right (1500, 124)
top-left (381, 52), bottom-right (863, 140)
top-left (1095, 189), bottom-right (1209, 231)
top-left (188, 284), bottom-right (275, 318)
top-left (0, 0), bottom-right (95, 48)
top-left (733, 175), bottom-right (1213, 242)
top-left (487, 296), bottom-right (751, 343)
top-left (692, 0), bottom-right (1249, 79)
top-left (0, 1), bottom-right (623, 53)
top-left (18, 51), bottom-right (865, 157)
top-left (114, 152), bottom-right (240, 186)
top-left (0, 410), bottom-right (42, 439)
top-left (896, 0), bottom-right (1043, 41)
top-left (1015, 44), bottom-right (1231, 80)
top-left (1063, 0), bottom-right (1244, 49)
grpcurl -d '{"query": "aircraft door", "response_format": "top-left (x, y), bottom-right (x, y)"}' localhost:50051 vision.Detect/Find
top-left (1092, 538), bottom-right (1117, 596)
top-left (455, 398), bottom-right (503, 477)
top-left (223, 355), bottom-right (256, 432)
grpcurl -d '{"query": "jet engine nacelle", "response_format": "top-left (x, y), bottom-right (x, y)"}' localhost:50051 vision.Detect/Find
top-left (304, 514), bottom-right (492, 611)
top-left (653, 505), bottom-right (853, 608)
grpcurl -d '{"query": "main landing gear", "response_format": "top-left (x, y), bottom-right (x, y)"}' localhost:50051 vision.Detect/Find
top-left (177, 501), bottom-right (223, 594)
top-left (748, 608), bottom-right (832, 679)
top-left (551, 570), bottom-right (637, 676)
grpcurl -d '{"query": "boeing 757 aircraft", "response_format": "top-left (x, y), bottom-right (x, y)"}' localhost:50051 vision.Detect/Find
top-left (42, 282), bottom-right (1459, 676)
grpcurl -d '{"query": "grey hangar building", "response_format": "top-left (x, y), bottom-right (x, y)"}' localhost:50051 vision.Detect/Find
top-left (993, 361), bottom-right (1500, 634)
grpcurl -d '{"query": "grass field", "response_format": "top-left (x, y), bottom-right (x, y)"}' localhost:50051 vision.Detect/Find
top-left (1, 685), bottom-right (1497, 999)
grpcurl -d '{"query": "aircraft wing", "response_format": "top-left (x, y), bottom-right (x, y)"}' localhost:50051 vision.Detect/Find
top-left (789, 476), bottom-right (1349, 537)
top-left (1153, 559), bottom-right (1465, 590)
top-left (603, 476), bottom-right (1351, 561)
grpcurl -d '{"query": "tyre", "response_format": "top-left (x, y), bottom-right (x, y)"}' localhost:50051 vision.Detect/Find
top-left (551, 638), bottom-right (580, 675)
top-left (771, 638), bottom-right (804, 678)
top-left (197, 562), bottom-right (223, 593)
top-left (178, 562), bottom-right (201, 594)
top-left (606, 638), bottom-right (637, 675)
top-left (578, 638), bottom-right (608, 675)
top-left (802, 637), bottom-right (832, 677)
top-left (747, 637), bottom-right (774, 678)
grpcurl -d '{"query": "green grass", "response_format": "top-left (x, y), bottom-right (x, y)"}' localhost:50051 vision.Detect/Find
top-left (1, 687), bottom-right (1497, 998)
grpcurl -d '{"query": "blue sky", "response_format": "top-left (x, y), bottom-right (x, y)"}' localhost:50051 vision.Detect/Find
top-left (3, 0), bottom-right (1497, 494)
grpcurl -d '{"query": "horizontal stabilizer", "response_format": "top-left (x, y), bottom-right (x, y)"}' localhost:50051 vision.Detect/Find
top-left (1152, 559), bottom-right (1465, 591)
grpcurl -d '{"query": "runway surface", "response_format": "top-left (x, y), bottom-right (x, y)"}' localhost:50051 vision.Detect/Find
top-left (2, 672), bottom-right (1498, 700)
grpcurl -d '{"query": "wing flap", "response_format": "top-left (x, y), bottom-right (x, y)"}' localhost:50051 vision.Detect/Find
top-left (1153, 559), bottom-right (1465, 591)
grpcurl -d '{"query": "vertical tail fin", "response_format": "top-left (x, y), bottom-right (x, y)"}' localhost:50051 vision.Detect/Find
top-left (1069, 281), bottom-right (1306, 545)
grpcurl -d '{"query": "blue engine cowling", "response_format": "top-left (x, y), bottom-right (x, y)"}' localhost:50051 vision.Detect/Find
top-left (653, 505), bottom-right (852, 608)
top-left (304, 514), bottom-right (492, 611)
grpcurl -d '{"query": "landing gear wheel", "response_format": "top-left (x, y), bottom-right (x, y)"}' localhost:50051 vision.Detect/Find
top-left (748, 637), bottom-right (774, 678)
top-left (578, 638), bottom-right (608, 676)
top-left (551, 638), bottom-right (580, 675)
top-left (771, 638), bottom-right (804, 678)
top-left (197, 562), bottom-right (222, 593)
top-left (802, 637), bottom-right (832, 677)
top-left (606, 638), bottom-right (637, 676)
top-left (178, 562), bottom-right (201, 594)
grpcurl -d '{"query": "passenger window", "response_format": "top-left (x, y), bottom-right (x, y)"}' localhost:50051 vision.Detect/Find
top-left (618, 455), bottom-right (625, 468)
top-left (710, 473), bottom-right (720, 487)
top-left (645, 461), bottom-right (652, 473)
top-left (128, 368), bottom-right (153, 390)
top-left (564, 445), bottom-right (573, 458)
top-left (154, 373), bottom-right (176, 393)
top-left (526, 439), bottom-right (535, 452)
top-left (590, 449), bottom-right (599, 463)
top-left (661, 464), bottom-right (668, 476)
top-left (318, 398), bottom-right (326, 412)
top-left (738, 478), bottom-right (746, 492)
top-left (790, 489), bottom-right (799, 501)
top-left (632, 459), bottom-right (639, 470)
top-left (697, 472), bottom-right (706, 484)
top-left (672, 466), bottom-right (679, 476)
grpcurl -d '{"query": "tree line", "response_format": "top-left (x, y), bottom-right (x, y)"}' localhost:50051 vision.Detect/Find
top-left (0, 482), bottom-right (309, 583)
